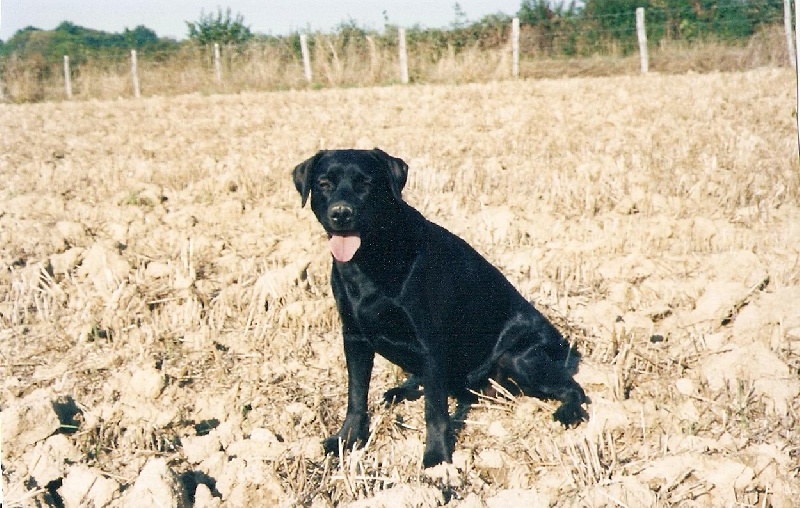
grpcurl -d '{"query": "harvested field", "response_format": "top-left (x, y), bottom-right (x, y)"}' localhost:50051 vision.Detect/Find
top-left (1, 68), bottom-right (799, 507)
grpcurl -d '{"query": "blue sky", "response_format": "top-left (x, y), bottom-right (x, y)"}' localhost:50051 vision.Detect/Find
top-left (1, 1), bottom-right (524, 41)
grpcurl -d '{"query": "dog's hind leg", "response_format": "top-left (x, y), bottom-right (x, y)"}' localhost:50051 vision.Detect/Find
top-left (498, 347), bottom-right (588, 426)
top-left (464, 312), bottom-right (550, 390)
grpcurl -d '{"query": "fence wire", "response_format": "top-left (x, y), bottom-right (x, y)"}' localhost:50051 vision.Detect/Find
top-left (0, 3), bottom-right (794, 102)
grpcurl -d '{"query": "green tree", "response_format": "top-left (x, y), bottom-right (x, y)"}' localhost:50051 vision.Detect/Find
top-left (186, 7), bottom-right (253, 46)
top-left (517, 1), bottom-right (581, 55)
top-left (0, 22), bottom-right (178, 65)
top-left (123, 26), bottom-right (160, 47)
top-left (519, 0), bottom-right (555, 26)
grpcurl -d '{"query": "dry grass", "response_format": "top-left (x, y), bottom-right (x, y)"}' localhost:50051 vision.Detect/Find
top-left (1, 67), bottom-right (799, 506)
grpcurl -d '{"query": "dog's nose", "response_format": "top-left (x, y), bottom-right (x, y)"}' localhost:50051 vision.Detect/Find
top-left (328, 203), bottom-right (354, 227)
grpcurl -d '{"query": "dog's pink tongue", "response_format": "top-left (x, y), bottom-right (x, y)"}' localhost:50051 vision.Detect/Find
top-left (329, 234), bottom-right (361, 262)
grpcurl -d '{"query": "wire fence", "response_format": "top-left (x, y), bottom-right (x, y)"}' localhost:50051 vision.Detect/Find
top-left (0, 4), bottom-right (794, 103)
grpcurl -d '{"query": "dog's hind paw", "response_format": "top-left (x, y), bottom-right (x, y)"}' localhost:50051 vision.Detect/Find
top-left (553, 401), bottom-right (588, 427)
top-left (383, 375), bottom-right (423, 405)
top-left (383, 384), bottom-right (424, 405)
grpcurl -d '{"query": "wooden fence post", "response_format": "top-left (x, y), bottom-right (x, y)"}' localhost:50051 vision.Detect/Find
top-left (214, 43), bottom-right (222, 83)
top-left (784, 0), bottom-right (796, 69)
top-left (511, 17), bottom-right (520, 78)
top-left (636, 7), bottom-right (649, 74)
top-left (131, 50), bottom-right (141, 98)
top-left (365, 35), bottom-right (379, 79)
top-left (63, 55), bottom-right (73, 98)
top-left (398, 28), bottom-right (409, 84)
top-left (300, 34), bottom-right (312, 83)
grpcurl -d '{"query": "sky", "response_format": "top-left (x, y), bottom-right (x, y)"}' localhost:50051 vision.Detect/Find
top-left (0, 0), bottom-right (524, 41)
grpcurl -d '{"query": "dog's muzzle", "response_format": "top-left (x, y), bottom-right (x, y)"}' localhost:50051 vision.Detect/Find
top-left (326, 203), bottom-right (361, 262)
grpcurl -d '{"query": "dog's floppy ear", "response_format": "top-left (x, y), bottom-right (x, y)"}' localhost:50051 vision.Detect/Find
top-left (292, 151), bottom-right (325, 207)
top-left (371, 148), bottom-right (408, 201)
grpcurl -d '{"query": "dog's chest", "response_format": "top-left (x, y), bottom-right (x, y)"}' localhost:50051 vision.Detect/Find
top-left (334, 263), bottom-right (421, 364)
top-left (338, 265), bottom-right (404, 329)
top-left (335, 260), bottom-right (406, 305)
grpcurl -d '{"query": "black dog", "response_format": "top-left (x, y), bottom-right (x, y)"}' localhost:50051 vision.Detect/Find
top-left (293, 149), bottom-right (587, 467)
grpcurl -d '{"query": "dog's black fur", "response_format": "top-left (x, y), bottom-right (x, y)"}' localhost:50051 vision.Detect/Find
top-left (293, 148), bottom-right (588, 468)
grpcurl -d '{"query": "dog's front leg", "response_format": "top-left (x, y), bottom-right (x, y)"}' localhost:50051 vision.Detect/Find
top-left (421, 361), bottom-right (453, 468)
top-left (323, 334), bottom-right (374, 455)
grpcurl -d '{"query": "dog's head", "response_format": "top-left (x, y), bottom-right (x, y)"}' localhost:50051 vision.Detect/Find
top-left (292, 148), bottom-right (409, 262)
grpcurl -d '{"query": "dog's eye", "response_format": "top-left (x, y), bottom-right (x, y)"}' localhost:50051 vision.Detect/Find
top-left (317, 179), bottom-right (333, 191)
top-left (353, 179), bottom-right (372, 193)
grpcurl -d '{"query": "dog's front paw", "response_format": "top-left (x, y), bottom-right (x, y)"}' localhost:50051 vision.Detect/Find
top-left (323, 433), bottom-right (367, 456)
top-left (422, 432), bottom-right (453, 468)
top-left (323, 435), bottom-right (344, 456)
top-left (422, 447), bottom-right (451, 468)
top-left (323, 414), bottom-right (370, 456)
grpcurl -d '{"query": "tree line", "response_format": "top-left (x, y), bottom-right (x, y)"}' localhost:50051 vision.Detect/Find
top-left (0, 0), bottom-right (787, 66)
